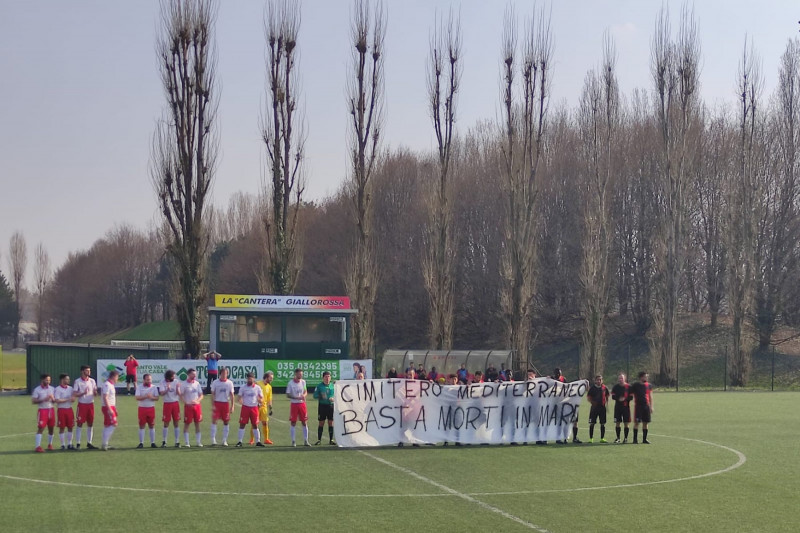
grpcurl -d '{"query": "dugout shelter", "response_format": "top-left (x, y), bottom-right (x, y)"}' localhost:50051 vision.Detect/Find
top-left (208, 294), bottom-right (357, 387)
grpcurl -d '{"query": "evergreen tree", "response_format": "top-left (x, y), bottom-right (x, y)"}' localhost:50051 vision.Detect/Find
top-left (0, 270), bottom-right (19, 340)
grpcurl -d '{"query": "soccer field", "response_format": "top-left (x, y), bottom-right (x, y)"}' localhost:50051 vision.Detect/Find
top-left (0, 391), bottom-right (796, 532)
top-left (0, 350), bottom-right (25, 390)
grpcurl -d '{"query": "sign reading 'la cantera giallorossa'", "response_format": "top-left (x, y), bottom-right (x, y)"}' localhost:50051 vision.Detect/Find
top-left (214, 294), bottom-right (351, 310)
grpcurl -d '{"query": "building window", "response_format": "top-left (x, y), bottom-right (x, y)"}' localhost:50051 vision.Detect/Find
top-left (219, 315), bottom-right (281, 343)
top-left (286, 316), bottom-right (345, 342)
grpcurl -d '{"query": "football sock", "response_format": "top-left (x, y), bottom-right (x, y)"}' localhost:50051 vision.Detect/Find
top-left (210, 425), bottom-right (217, 442)
top-left (589, 425), bottom-right (595, 439)
top-left (238, 428), bottom-right (245, 442)
top-left (616, 427), bottom-right (621, 439)
top-left (59, 433), bottom-right (66, 446)
top-left (102, 426), bottom-right (115, 446)
top-left (223, 425), bottom-right (230, 442)
top-left (139, 429), bottom-right (145, 443)
top-left (624, 427), bottom-right (629, 439)
top-left (149, 428), bottom-right (155, 443)
top-left (174, 427), bottom-right (180, 442)
top-left (572, 426), bottom-right (578, 440)
top-left (254, 428), bottom-right (260, 443)
top-left (184, 432), bottom-right (190, 445)
top-left (76, 427), bottom-right (82, 444)
top-left (328, 426), bottom-right (334, 440)
top-left (302, 426), bottom-right (309, 442)
top-left (250, 427), bottom-right (254, 441)
top-left (263, 425), bottom-right (269, 441)
top-left (195, 432), bottom-right (201, 445)
top-left (643, 429), bottom-right (648, 441)
top-left (290, 426), bottom-right (296, 441)
top-left (67, 431), bottom-right (73, 445)
top-left (633, 429), bottom-right (639, 441)
top-left (600, 425), bottom-right (606, 439)
top-left (35, 434), bottom-right (42, 447)
top-left (318, 426), bottom-right (323, 440)
top-left (162, 427), bottom-right (168, 441)
top-left (48, 434), bottom-right (53, 445)
top-left (87, 427), bottom-right (93, 443)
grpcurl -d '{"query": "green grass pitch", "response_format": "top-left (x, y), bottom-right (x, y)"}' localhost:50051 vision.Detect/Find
top-left (0, 391), bottom-right (796, 532)
top-left (0, 350), bottom-right (25, 390)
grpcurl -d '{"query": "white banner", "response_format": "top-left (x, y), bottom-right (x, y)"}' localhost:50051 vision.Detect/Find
top-left (97, 359), bottom-right (264, 389)
top-left (334, 378), bottom-right (589, 447)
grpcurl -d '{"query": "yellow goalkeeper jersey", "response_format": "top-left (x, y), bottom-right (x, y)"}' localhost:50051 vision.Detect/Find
top-left (257, 380), bottom-right (272, 410)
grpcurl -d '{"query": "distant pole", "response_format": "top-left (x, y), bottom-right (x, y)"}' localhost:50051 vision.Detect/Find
top-left (771, 346), bottom-right (775, 392)
top-left (675, 347), bottom-right (679, 392)
top-left (626, 343), bottom-right (630, 382)
top-left (724, 345), bottom-right (727, 392)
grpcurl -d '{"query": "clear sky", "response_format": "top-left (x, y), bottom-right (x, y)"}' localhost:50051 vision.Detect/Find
top-left (1, 0), bottom-right (798, 280)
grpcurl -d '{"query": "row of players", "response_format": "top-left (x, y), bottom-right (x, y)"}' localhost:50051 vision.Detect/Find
top-left (30, 366), bottom-right (654, 451)
top-left (30, 365), bottom-right (335, 451)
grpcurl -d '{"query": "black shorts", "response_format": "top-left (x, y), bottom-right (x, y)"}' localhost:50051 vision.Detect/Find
top-left (588, 404), bottom-right (606, 425)
top-left (614, 403), bottom-right (631, 423)
top-left (635, 404), bottom-right (651, 424)
top-left (318, 404), bottom-right (334, 422)
top-left (125, 374), bottom-right (136, 384)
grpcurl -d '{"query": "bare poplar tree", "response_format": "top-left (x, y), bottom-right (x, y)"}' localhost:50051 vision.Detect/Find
top-left (498, 6), bottom-right (553, 371)
top-left (578, 34), bottom-right (619, 379)
top-left (7, 231), bottom-right (27, 348)
top-left (727, 41), bottom-right (762, 386)
top-left (423, 11), bottom-right (461, 350)
top-left (345, 0), bottom-right (385, 359)
top-left (33, 243), bottom-right (51, 342)
top-left (649, 6), bottom-right (700, 385)
top-left (752, 38), bottom-right (800, 347)
top-left (151, 0), bottom-right (219, 358)
top-left (260, 0), bottom-right (306, 295)
top-left (690, 109), bottom-right (729, 327)
top-left (614, 89), bottom-right (658, 335)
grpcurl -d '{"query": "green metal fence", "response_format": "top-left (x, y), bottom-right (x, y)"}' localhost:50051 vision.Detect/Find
top-left (26, 342), bottom-right (171, 393)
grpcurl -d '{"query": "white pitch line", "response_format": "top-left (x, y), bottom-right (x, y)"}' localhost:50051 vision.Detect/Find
top-left (0, 433), bottom-right (746, 508)
top-left (359, 450), bottom-right (549, 532)
top-left (0, 432), bottom-right (35, 439)
top-left (466, 433), bottom-right (747, 496)
top-left (0, 475), bottom-right (449, 498)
